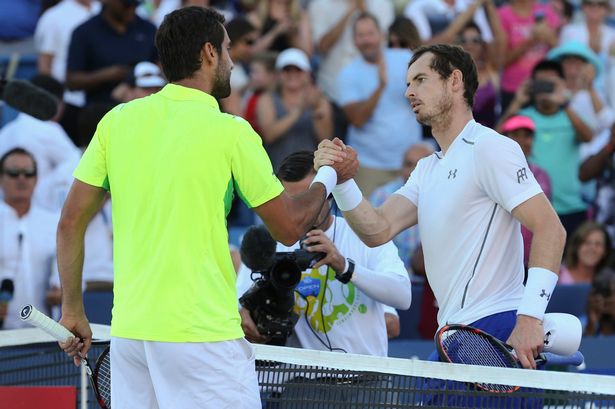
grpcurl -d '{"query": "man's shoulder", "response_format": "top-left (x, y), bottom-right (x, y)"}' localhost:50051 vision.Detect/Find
top-left (72, 13), bottom-right (100, 35)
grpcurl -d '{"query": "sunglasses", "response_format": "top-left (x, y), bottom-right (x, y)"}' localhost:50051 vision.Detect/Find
top-left (3, 168), bottom-right (37, 178)
top-left (459, 37), bottom-right (483, 45)
top-left (583, 0), bottom-right (608, 6)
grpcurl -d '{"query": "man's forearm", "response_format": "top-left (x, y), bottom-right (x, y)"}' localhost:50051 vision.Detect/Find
top-left (57, 222), bottom-right (87, 314)
top-left (343, 199), bottom-right (391, 247)
top-left (527, 219), bottom-right (566, 273)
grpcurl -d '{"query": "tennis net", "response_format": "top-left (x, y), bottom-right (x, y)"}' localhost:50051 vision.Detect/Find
top-left (2, 327), bottom-right (615, 409)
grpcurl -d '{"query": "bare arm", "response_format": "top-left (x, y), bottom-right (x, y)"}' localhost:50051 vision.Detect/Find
top-left (317, 6), bottom-right (356, 55)
top-left (343, 194), bottom-right (418, 248)
top-left (57, 180), bottom-right (107, 363)
top-left (426, 1), bottom-right (483, 45)
top-left (66, 65), bottom-right (130, 91)
top-left (579, 127), bottom-right (615, 181)
top-left (37, 53), bottom-right (53, 75)
top-left (342, 55), bottom-right (387, 128)
top-left (484, 0), bottom-right (506, 69)
top-left (565, 106), bottom-right (593, 142)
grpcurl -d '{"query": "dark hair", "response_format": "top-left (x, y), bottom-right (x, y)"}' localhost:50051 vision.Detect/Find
top-left (388, 16), bottom-right (421, 51)
top-left (277, 151), bottom-right (315, 182)
top-left (532, 59), bottom-right (564, 80)
top-left (566, 221), bottom-right (612, 271)
top-left (353, 11), bottom-right (381, 34)
top-left (252, 51), bottom-right (278, 72)
top-left (30, 74), bottom-right (64, 100)
top-left (0, 147), bottom-right (37, 174)
top-left (225, 16), bottom-right (255, 43)
top-left (409, 44), bottom-right (478, 108)
top-left (155, 6), bottom-right (226, 82)
top-left (460, 21), bottom-right (482, 38)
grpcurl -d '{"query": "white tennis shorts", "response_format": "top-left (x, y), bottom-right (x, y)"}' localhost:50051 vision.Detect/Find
top-left (110, 337), bottom-right (261, 409)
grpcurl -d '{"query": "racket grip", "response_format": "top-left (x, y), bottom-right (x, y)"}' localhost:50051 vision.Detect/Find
top-left (20, 304), bottom-right (74, 342)
top-left (539, 351), bottom-right (584, 366)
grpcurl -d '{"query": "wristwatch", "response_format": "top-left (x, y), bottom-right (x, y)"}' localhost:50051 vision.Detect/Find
top-left (336, 258), bottom-right (355, 284)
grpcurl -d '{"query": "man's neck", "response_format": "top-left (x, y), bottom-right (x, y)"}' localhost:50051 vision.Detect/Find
top-left (5, 200), bottom-right (30, 218)
top-left (430, 107), bottom-right (473, 154)
top-left (102, 9), bottom-right (128, 34)
top-left (174, 74), bottom-right (214, 96)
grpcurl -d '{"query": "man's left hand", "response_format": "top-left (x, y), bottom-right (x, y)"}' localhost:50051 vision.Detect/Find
top-left (506, 315), bottom-right (544, 369)
top-left (302, 229), bottom-right (345, 273)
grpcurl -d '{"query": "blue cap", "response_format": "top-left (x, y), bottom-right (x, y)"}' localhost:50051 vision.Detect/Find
top-left (547, 41), bottom-right (602, 75)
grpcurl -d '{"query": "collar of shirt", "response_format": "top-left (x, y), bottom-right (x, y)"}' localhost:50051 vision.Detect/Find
top-left (158, 83), bottom-right (220, 110)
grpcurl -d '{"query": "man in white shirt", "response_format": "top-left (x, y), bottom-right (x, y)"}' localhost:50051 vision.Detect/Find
top-left (238, 151), bottom-right (411, 357)
top-left (308, 0), bottom-right (393, 104)
top-left (0, 75), bottom-right (81, 192)
top-left (0, 148), bottom-right (59, 329)
top-left (34, 0), bottom-right (100, 140)
top-left (315, 44), bottom-right (566, 370)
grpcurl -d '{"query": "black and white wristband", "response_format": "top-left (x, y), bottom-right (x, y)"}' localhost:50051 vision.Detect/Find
top-left (517, 267), bottom-right (558, 321)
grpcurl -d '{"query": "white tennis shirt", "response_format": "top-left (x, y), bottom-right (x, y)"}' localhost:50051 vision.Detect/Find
top-left (396, 120), bottom-right (543, 327)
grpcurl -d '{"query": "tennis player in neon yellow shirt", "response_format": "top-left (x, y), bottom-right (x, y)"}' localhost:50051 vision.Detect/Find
top-left (56, 7), bottom-right (357, 409)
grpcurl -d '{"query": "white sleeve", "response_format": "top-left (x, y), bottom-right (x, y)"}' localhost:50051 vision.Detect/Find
top-left (382, 304), bottom-right (398, 316)
top-left (350, 241), bottom-right (412, 310)
top-left (34, 12), bottom-right (58, 54)
top-left (474, 134), bottom-right (543, 213)
top-left (394, 157), bottom-right (424, 207)
top-left (403, 2), bottom-right (431, 41)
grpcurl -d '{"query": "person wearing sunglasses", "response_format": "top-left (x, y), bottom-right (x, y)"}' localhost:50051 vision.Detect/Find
top-left (0, 148), bottom-right (59, 330)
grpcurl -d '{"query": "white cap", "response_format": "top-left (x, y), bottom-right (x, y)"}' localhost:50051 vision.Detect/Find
top-left (542, 313), bottom-right (582, 356)
top-left (134, 61), bottom-right (166, 88)
top-left (275, 48), bottom-right (311, 72)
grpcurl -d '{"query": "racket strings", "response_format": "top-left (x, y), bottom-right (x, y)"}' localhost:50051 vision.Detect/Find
top-left (441, 330), bottom-right (516, 392)
top-left (95, 351), bottom-right (112, 407)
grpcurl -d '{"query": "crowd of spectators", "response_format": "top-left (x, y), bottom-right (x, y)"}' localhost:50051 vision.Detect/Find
top-left (1, 0), bottom-right (615, 345)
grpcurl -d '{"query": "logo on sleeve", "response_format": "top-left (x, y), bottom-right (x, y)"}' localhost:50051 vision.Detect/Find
top-left (516, 167), bottom-right (528, 184)
top-left (448, 169), bottom-right (458, 179)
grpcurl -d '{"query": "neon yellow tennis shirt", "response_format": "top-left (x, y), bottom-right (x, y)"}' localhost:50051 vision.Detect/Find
top-left (74, 84), bottom-right (283, 342)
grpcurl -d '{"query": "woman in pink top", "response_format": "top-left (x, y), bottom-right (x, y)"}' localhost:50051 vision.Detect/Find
top-left (560, 221), bottom-right (611, 284)
top-left (498, 0), bottom-right (560, 110)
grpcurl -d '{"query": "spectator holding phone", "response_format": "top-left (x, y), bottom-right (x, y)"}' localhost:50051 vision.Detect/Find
top-left (500, 59), bottom-right (593, 237)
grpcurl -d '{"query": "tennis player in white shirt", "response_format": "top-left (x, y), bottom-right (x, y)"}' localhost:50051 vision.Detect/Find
top-left (314, 44), bottom-right (566, 370)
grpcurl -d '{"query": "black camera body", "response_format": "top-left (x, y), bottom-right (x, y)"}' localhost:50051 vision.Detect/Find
top-left (239, 247), bottom-right (325, 345)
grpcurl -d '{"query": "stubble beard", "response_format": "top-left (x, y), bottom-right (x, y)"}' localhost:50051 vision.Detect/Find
top-left (416, 88), bottom-right (453, 129)
top-left (211, 60), bottom-right (231, 100)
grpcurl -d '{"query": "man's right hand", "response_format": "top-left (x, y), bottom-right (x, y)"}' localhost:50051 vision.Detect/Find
top-left (314, 138), bottom-right (359, 183)
top-left (240, 307), bottom-right (269, 344)
top-left (58, 311), bottom-right (92, 367)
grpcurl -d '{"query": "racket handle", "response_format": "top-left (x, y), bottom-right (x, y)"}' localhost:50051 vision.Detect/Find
top-left (20, 304), bottom-right (74, 342)
top-left (538, 351), bottom-right (584, 366)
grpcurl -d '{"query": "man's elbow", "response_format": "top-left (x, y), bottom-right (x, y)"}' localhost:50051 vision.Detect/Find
top-left (269, 225), bottom-right (303, 247)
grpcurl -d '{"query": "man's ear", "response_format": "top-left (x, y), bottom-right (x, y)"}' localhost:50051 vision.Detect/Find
top-left (202, 42), bottom-right (218, 67)
top-left (450, 69), bottom-right (464, 93)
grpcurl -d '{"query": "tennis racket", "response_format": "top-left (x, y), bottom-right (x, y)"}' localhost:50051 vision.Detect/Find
top-left (20, 304), bottom-right (111, 409)
top-left (435, 324), bottom-right (584, 393)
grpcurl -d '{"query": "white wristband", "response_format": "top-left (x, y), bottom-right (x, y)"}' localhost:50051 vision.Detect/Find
top-left (517, 267), bottom-right (559, 321)
top-left (332, 179), bottom-right (363, 211)
top-left (310, 166), bottom-right (337, 198)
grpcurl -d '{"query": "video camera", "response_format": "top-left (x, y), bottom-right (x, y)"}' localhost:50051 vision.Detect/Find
top-left (239, 226), bottom-right (324, 345)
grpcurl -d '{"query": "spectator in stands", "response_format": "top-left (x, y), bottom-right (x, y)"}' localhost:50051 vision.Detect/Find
top-left (561, 221), bottom-right (611, 285)
top-left (498, 0), bottom-right (560, 111)
top-left (585, 268), bottom-right (615, 335)
top-left (548, 42), bottom-right (613, 141)
top-left (550, 0), bottom-right (573, 27)
top-left (501, 115), bottom-right (551, 268)
top-left (111, 61), bottom-right (167, 102)
top-left (502, 60), bottom-right (592, 236)
top-left (247, 0), bottom-right (312, 56)
top-left (580, 123), bottom-right (615, 247)
top-left (337, 12), bottom-right (422, 197)
top-left (0, 75), bottom-right (80, 190)
top-left (66, 0), bottom-right (158, 104)
top-left (369, 142), bottom-right (434, 271)
top-left (403, 0), bottom-right (495, 46)
top-left (458, 19), bottom-right (505, 129)
top-left (307, 0), bottom-right (393, 105)
top-left (220, 17), bottom-right (258, 116)
top-left (34, 0), bottom-right (101, 143)
top-left (257, 48), bottom-right (333, 171)
top-left (149, 0), bottom-right (213, 26)
top-left (244, 51), bottom-right (278, 134)
top-left (238, 150), bottom-right (411, 357)
top-left (0, 148), bottom-right (58, 330)
top-left (387, 16), bottom-right (421, 51)
top-left (0, 0), bottom-right (41, 55)
top-left (560, 0), bottom-right (615, 59)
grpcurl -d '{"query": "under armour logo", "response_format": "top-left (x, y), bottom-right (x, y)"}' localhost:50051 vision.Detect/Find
top-left (517, 167), bottom-right (528, 183)
top-left (448, 169), bottom-right (458, 179)
top-left (540, 289), bottom-right (551, 301)
top-left (544, 331), bottom-right (552, 345)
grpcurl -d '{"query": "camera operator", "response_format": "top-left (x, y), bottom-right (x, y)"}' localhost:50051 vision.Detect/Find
top-left (499, 59), bottom-right (593, 238)
top-left (237, 151), bottom-right (411, 356)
